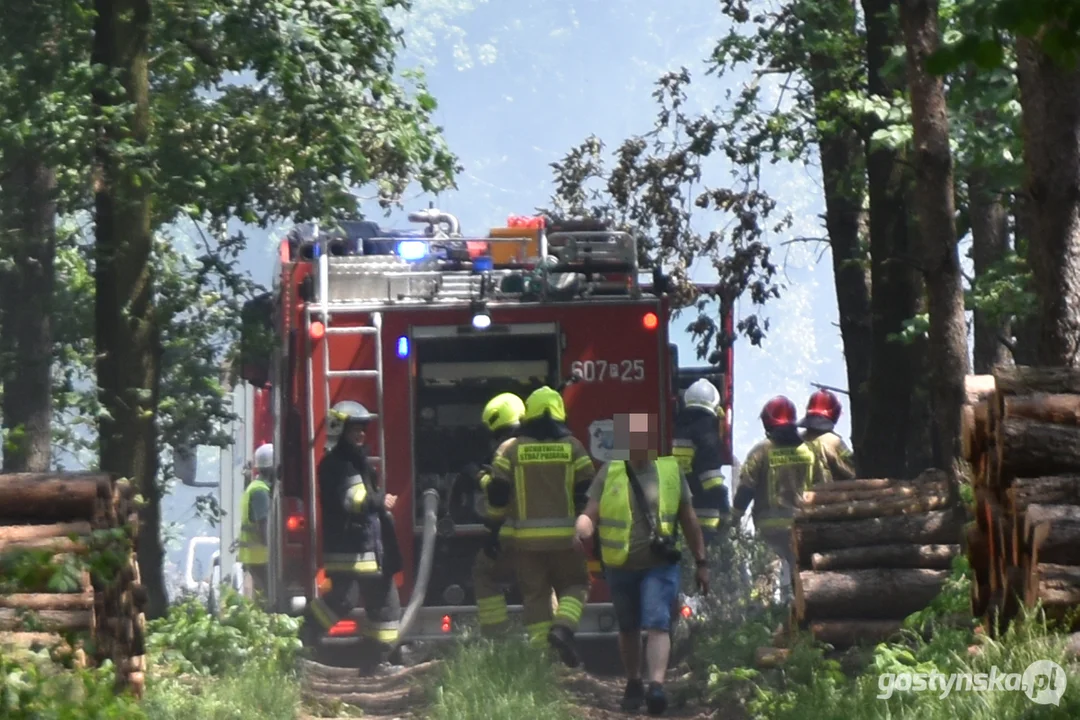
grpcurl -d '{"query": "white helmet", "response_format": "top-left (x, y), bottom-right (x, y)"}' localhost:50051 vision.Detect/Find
top-left (254, 443), bottom-right (274, 471)
top-left (684, 378), bottom-right (723, 416)
top-left (327, 400), bottom-right (372, 440)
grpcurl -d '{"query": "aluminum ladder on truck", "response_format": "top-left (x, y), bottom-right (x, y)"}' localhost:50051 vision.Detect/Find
top-left (305, 229), bottom-right (388, 580)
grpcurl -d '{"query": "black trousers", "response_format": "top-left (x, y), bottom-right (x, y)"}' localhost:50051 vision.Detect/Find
top-left (309, 571), bottom-right (402, 650)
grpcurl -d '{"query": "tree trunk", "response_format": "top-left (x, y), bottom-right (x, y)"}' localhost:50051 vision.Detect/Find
top-left (900, 0), bottom-right (970, 477)
top-left (969, 170), bottom-right (1013, 373)
top-left (797, 493), bottom-right (950, 522)
top-left (802, 479), bottom-right (948, 505)
top-left (807, 0), bottom-right (873, 461)
top-left (1009, 476), bottom-right (1080, 512)
top-left (1010, 193), bottom-right (1040, 365)
top-left (997, 418), bottom-right (1080, 478)
top-left (859, 0), bottom-right (922, 478)
top-left (808, 620), bottom-right (904, 646)
top-left (1015, 38), bottom-right (1080, 367)
top-left (811, 543), bottom-right (958, 571)
top-left (0, 473), bottom-right (109, 520)
top-left (795, 568), bottom-right (950, 621)
top-left (793, 508), bottom-right (965, 566)
top-left (1025, 563), bottom-right (1080, 610)
top-left (92, 0), bottom-right (165, 618)
top-left (0, 154), bottom-right (56, 472)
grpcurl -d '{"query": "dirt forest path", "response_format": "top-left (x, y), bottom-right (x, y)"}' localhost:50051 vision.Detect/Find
top-left (299, 659), bottom-right (723, 719)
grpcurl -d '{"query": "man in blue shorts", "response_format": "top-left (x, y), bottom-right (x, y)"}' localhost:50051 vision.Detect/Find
top-left (573, 412), bottom-right (709, 715)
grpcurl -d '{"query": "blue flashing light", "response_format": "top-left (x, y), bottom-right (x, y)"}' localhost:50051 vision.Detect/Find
top-left (397, 240), bottom-right (428, 261)
top-left (396, 336), bottom-right (410, 359)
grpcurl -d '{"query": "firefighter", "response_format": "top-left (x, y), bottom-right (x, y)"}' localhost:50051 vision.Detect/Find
top-left (672, 378), bottom-right (730, 540)
top-left (488, 386), bottom-right (595, 667)
top-left (307, 400), bottom-right (403, 662)
top-left (799, 389), bottom-right (856, 482)
top-left (731, 396), bottom-right (824, 602)
top-left (239, 443), bottom-right (274, 603)
top-left (468, 392), bottom-right (526, 636)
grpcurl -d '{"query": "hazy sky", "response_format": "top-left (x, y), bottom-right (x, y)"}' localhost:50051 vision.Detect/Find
top-left (169, 0), bottom-right (853, 572)
top-left (171, 0), bottom-right (991, 578)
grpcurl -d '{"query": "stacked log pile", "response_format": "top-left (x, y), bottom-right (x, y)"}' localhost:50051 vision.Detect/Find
top-left (0, 473), bottom-right (146, 696)
top-left (790, 469), bottom-right (966, 649)
top-left (962, 366), bottom-right (1080, 633)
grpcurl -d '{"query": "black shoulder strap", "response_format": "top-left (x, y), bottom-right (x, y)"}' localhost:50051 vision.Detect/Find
top-left (623, 461), bottom-right (657, 536)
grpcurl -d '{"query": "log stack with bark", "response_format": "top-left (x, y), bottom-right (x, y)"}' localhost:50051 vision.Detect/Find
top-left (961, 366), bottom-right (1080, 634)
top-left (790, 469), bottom-right (966, 649)
top-left (0, 473), bottom-right (146, 696)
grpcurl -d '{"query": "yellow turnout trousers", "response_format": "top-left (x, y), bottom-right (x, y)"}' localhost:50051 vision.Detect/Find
top-left (515, 547), bottom-right (589, 647)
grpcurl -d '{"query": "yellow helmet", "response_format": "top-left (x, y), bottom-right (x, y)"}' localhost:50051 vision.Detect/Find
top-left (524, 386), bottom-right (566, 422)
top-left (482, 393), bottom-right (525, 433)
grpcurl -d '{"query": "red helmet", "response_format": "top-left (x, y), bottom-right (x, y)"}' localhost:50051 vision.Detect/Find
top-left (760, 396), bottom-right (797, 431)
top-left (805, 389), bottom-right (843, 424)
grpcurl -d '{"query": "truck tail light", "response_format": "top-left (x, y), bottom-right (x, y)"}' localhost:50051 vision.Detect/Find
top-left (643, 312), bottom-right (658, 330)
top-left (441, 615), bottom-right (452, 633)
top-left (328, 619), bottom-right (357, 636)
top-left (284, 498), bottom-right (305, 540)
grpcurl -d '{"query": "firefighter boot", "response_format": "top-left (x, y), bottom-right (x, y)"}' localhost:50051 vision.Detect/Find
top-left (547, 623), bottom-right (581, 668)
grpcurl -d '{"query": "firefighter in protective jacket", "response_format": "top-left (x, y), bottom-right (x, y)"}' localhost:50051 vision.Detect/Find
top-left (673, 378), bottom-right (730, 540)
top-left (798, 389), bottom-right (855, 482)
top-left (731, 396), bottom-right (824, 601)
top-left (239, 443), bottom-right (274, 602)
top-left (468, 392), bottom-right (526, 636)
top-left (308, 400), bottom-right (403, 659)
top-left (488, 386), bottom-right (595, 667)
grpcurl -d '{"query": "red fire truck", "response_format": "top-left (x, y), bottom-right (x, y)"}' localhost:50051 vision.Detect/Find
top-left (235, 209), bottom-right (734, 657)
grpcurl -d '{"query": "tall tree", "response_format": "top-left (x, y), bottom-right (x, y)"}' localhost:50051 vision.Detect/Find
top-left (1015, 39), bottom-right (1080, 366)
top-left (0, 1), bottom-right (93, 470)
top-left (0, 158), bottom-right (56, 472)
top-left (858, 0), bottom-right (926, 478)
top-left (899, 0), bottom-right (970, 473)
top-left (92, 0), bottom-right (163, 614)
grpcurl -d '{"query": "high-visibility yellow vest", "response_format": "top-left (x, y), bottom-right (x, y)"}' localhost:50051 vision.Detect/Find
top-left (597, 457), bottom-right (681, 567)
top-left (238, 478), bottom-right (270, 565)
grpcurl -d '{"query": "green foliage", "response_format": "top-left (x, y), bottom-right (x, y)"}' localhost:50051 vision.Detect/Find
top-left (542, 69), bottom-right (787, 356)
top-left (695, 557), bottom-right (1080, 719)
top-left (426, 638), bottom-right (577, 720)
top-left (141, 661), bottom-right (301, 720)
top-left (930, 0), bottom-right (1080, 72)
top-left (0, 650), bottom-right (144, 719)
top-left (146, 589), bottom-right (302, 677)
top-left (967, 251), bottom-right (1036, 322)
top-left (1, 527), bottom-right (139, 598)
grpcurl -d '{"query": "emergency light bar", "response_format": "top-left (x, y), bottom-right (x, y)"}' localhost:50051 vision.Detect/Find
top-left (397, 240), bottom-right (428, 261)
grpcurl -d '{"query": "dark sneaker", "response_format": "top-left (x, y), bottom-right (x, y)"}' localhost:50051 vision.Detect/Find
top-left (620, 678), bottom-right (645, 712)
top-left (645, 682), bottom-right (667, 715)
top-left (547, 624), bottom-right (581, 668)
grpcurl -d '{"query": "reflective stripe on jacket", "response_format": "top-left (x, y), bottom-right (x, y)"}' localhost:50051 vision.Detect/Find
top-left (737, 439), bottom-right (822, 529)
top-left (673, 406), bottom-right (729, 530)
top-left (803, 430), bottom-right (856, 482)
top-left (491, 435), bottom-right (594, 550)
top-left (238, 479), bottom-right (270, 565)
top-left (597, 457), bottom-right (681, 568)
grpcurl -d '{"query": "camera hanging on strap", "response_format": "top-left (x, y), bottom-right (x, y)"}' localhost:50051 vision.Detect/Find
top-left (624, 460), bottom-right (682, 565)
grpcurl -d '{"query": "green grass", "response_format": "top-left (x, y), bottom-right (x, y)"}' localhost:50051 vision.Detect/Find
top-left (425, 638), bottom-right (578, 720)
top-left (141, 660), bottom-right (302, 720)
top-left (747, 614), bottom-right (1080, 720)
